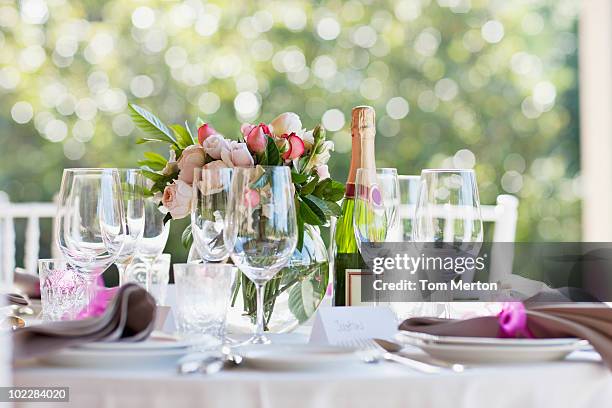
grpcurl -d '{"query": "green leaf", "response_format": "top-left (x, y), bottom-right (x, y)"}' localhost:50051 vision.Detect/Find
top-left (141, 169), bottom-right (165, 183)
top-left (144, 151), bottom-right (168, 165)
top-left (299, 196), bottom-right (325, 225)
top-left (137, 159), bottom-right (165, 171)
top-left (129, 104), bottom-right (177, 146)
top-left (291, 172), bottom-right (308, 184)
top-left (136, 138), bottom-right (167, 145)
top-left (185, 120), bottom-right (196, 143)
top-left (315, 179), bottom-right (345, 202)
top-left (265, 136), bottom-right (281, 165)
top-left (300, 175), bottom-right (319, 196)
top-left (181, 224), bottom-right (193, 249)
top-left (295, 198), bottom-right (304, 251)
top-left (306, 194), bottom-right (342, 217)
top-left (171, 124), bottom-right (194, 149)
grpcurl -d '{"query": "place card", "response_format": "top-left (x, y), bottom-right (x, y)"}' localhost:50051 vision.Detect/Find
top-left (309, 306), bottom-right (397, 345)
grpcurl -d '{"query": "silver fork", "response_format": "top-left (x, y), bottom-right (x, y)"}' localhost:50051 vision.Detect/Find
top-left (339, 338), bottom-right (450, 374)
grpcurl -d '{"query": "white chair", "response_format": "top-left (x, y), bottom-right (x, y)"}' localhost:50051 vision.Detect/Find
top-left (0, 192), bottom-right (59, 287)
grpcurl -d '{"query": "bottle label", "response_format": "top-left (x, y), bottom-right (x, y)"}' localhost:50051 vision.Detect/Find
top-left (345, 268), bottom-right (364, 306)
top-left (345, 183), bottom-right (355, 198)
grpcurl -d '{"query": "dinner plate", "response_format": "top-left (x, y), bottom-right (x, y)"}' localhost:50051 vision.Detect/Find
top-left (397, 331), bottom-right (589, 364)
top-left (398, 330), bottom-right (585, 347)
top-left (240, 344), bottom-right (360, 371)
top-left (76, 336), bottom-right (198, 352)
top-left (39, 347), bottom-right (189, 368)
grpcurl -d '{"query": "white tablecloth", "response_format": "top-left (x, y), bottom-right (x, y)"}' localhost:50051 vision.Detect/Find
top-left (13, 334), bottom-right (612, 408)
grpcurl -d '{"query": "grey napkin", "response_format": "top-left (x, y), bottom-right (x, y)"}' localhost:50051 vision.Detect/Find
top-left (12, 283), bottom-right (156, 360)
top-left (13, 269), bottom-right (41, 299)
top-left (400, 303), bottom-right (612, 368)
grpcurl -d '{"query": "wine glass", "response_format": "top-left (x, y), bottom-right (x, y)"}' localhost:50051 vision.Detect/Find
top-left (398, 175), bottom-right (421, 241)
top-left (412, 169), bottom-right (483, 318)
top-left (115, 169), bottom-right (146, 285)
top-left (135, 192), bottom-right (170, 290)
top-left (353, 168), bottom-right (400, 250)
top-left (55, 168), bottom-right (126, 308)
top-left (224, 166), bottom-right (298, 345)
top-left (191, 167), bottom-right (233, 262)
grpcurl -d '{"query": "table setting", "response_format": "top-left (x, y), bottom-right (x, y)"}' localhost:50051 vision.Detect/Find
top-left (3, 104), bottom-right (612, 408)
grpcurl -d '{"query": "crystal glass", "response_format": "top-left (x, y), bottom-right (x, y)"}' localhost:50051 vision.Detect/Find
top-left (124, 253), bottom-right (170, 305)
top-left (412, 169), bottom-right (483, 317)
top-left (353, 168), bottom-right (400, 250)
top-left (224, 166), bottom-right (298, 344)
top-left (136, 192), bottom-right (170, 278)
top-left (115, 169), bottom-right (146, 285)
top-left (55, 168), bottom-right (126, 308)
top-left (173, 263), bottom-right (236, 345)
top-left (191, 167), bottom-right (232, 262)
top-left (38, 259), bottom-right (88, 321)
top-left (398, 175), bottom-right (421, 241)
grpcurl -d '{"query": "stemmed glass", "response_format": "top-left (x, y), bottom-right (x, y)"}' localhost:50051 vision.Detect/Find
top-left (115, 169), bottom-right (146, 285)
top-left (135, 191), bottom-right (170, 290)
top-left (191, 167), bottom-right (233, 262)
top-left (398, 175), bottom-right (421, 241)
top-left (412, 169), bottom-right (483, 317)
top-left (224, 166), bottom-right (298, 345)
top-left (353, 168), bottom-right (400, 250)
top-left (55, 168), bottom-right (126, 310)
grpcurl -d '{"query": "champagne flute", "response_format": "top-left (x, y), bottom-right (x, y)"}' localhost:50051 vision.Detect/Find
top-left (353, 168), bottom-right (400, 250)
top-left (55, 168), bottom-right (126, 310)
top-left (191, 167), bottom-right (233, 262)
top-left (115, 169), bottom-right (146, 285)
top-left (135, 192), bottom-right (170, 290)
top-left (412, 169), bottom-right (483, 318)
top-left (224, 166), bottom-right (298, 345)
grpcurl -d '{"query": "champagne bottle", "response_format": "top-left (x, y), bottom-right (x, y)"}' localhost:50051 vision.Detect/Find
top-left (333, 106), bottom-right (376, 306)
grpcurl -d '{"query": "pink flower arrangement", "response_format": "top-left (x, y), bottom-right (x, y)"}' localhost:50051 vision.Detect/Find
top-left (130, 104), bottom-right (345, 249)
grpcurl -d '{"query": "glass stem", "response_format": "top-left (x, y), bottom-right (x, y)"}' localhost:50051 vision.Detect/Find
top-left (116, 262), bottom-right (128, 286)
top-left (252, 282), bottom-right (269, 344)
top-left (82, 274), bottom-right (99, 316)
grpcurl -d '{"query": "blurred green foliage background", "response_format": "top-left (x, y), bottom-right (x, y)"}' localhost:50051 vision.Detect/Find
top-left (0, 0), bottom-right (580, 266)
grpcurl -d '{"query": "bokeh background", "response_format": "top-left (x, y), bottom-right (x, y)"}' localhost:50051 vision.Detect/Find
top-left (0, 0), bottom-right (580, 265)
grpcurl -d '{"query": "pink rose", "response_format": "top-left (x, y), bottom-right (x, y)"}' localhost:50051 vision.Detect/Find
top-left (221, 141), bottom-right (254, 167)
top-left (270, 112), bottom-right (302, 138)
top-left (202, 134), bottom-right (228, 160)
top-left (315, 164), bottom-right (330, 180)
top-left (177, 145), bottom-right (205, 184)
top-left (244, 188), bottom-right (260, 208)
top-left (245, 123), bottom-right (270, 154)
top-left (198, 123), bottom-right (217, 144)
top-left (161, 180), bottom-right (192, 219)
top-left (199, 160), bottom-right (230, 195)
top-left (240, 123), bottom-right (256, 139)
top-left (281, 132), bottom-right (305, 160)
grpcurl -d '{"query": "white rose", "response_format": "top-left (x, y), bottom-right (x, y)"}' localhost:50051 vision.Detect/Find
top-left (315, 164), bottom-right (330, 180)
top-left (177, 145), bottom-right (205, 184)
top-left (202, 134), bottom-right (228, 160)
top-left (270, 112), bottom-right (302, 138)
top-left (161, 180), bottom-right (192, 219)
top-left (301, 129), bottom-right (314, 150)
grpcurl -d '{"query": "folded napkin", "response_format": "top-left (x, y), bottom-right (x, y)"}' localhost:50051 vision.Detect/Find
top-left (12, 283), bottom-right (156, 360)
top-left (13, 269), bottom-right (41, 299)
top-left (2, 293), bottom-right (29, 306)
top-left (400, 303), bottom-right (612, 368)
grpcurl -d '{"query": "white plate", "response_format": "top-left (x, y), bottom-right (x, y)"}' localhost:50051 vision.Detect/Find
top-left (240, 344), bottom-right (360, 371)
top-left (39, 347), bottom-right (189, 368)
top-left (76, 337), bottom-right (197, 352)
top-left (415, 341), bottom-right (588, 364)
top-left (398, 330), bottom-right (585, 348)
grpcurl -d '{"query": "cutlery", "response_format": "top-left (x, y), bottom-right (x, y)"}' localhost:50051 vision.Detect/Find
top-left (373, 338), bottom-right (466, 372)
top-left (178, 346), bottom-right (243, 375)
top-left (340, 338), bottom-right (459, 374)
